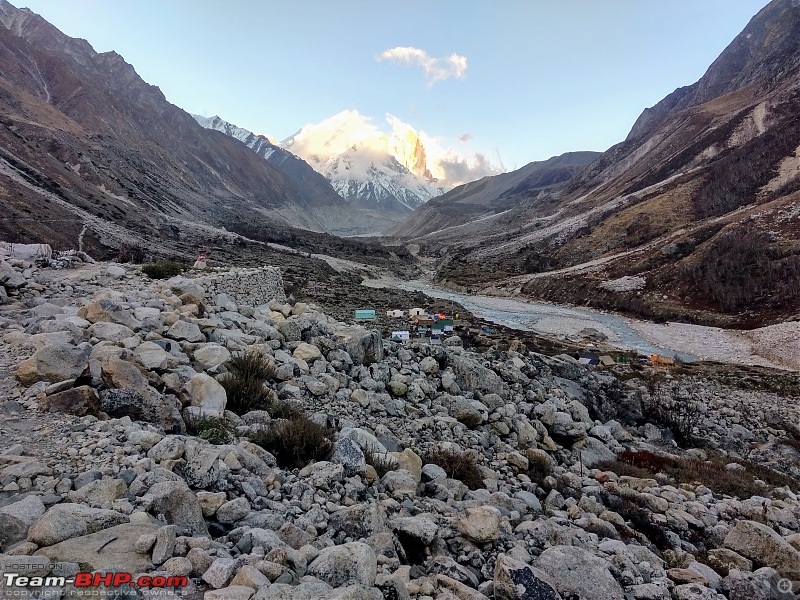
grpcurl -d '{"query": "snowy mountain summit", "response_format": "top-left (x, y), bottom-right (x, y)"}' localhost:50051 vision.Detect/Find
top-left (195, 110), bottom-right (502, 216)
top-left (281, 110), bottom-right (445, 214)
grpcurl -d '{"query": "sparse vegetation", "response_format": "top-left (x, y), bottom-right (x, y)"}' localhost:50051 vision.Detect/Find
top-left (680, 224), bottom-right (800, 313)
top-left (249, 414), bottom-right (333, 469)
top-left (141, 260), bottom-right (186, 279)
top-left (598, 449), bottom-right (796, 499)
top-left (422, 449), bottom-right (483, 490)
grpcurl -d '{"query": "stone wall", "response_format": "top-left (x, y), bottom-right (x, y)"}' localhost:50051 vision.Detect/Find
top-left (195, 266), bottom-right (286, 307)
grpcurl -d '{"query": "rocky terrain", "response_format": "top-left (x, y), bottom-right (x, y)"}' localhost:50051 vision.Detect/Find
top-left (2, 254), bottom-right (800, 599)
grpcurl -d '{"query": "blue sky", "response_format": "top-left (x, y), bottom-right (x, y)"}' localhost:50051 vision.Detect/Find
top-left (15, 0), bottom-right (769, 171)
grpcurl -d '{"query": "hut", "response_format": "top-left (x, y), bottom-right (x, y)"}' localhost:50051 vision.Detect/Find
top-left (354, 309), bottom-right (376, 321)
top-left (391, 330), bottom-right (410, 341)
top-left (386, 309), bottom-right (404, 318)
top-left (408, 308), bottom-right (426, 317)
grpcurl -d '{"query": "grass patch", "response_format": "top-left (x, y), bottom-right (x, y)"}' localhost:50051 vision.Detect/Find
top-left (364, 445), bottom-right (394, 478)
top-left (249, 414), bottom-right (333, 470)
top-left (141, 260), bottom-right (186, 279)
top-left (598, 450), bottom-right (796, 499)
top-left (422, 449), bottom-right (483, 490)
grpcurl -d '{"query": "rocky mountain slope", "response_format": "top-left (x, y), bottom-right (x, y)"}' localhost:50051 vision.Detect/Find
top-left (1, 256), bottom-right (800, 599)
top-left (389, 151), bottom-right (600, 239)
top-left (0, 0), bottom-right (372, 253)
top-left (193, 115), bottom-right (405, 235)
top-left (399, 0), bottom-right (800, 328)
top-left (282, 111), bottom-right (445, 215)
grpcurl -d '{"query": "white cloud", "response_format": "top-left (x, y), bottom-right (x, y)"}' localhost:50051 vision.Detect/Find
top-left (376, 46), bottom-right (467, 86)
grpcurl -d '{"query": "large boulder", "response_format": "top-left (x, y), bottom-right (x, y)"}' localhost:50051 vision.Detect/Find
top-left (133, 341), bottom-right (170, 370)
top-left (447, 353), bottom-right (503, 396)
top-left (457, 506), bottom-right (502, 544)
top-left (141, 479), bottom-right (208, 536)
top-left (185, 372), bottom-right (227, 416)
top-left (308, 541), bottom-right (377, 588)
top-left (27, 504), bottom-right (129, 547)
top-left (167, 319), bottom-right (204, 342)
top-left (15, 342), bottom-right (91, 385)
top-left (333, 326), bottom-right (383, 365)
top-left (494, 553), bottom-right (561, 600)
top-left (85, 298), bottom-right (140, 329)
top-left (42, 385), bottom-right (100, 416)
top-left (36, 522), bottom-right (157, 573)
top-left (0, 259), bottom-right (26, 288)
top-left (724, 519), bottom-right (800, 580)
top-left (194, 344), bottom-right (231, 369)
top-left (535, 545), bottom-right (624, 600)
top-left (101, 356), bottom-right (149, 390)
top-left (293, 342), bottom-right (322, 362)
top-left (0, 495), bottom-right (46, 549)
top-left (100, 387), bottom-right (181, 431)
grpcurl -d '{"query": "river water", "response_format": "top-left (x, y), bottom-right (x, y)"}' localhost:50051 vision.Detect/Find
top-left (363, 278), bottom-right (698, 362)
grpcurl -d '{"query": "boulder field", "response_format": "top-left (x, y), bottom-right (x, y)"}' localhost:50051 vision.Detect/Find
top-left (0, 258), bottom-right (799, 599)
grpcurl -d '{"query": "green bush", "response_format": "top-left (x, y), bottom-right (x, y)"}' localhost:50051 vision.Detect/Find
top-left (185, 415), bottom-right (236, 445)
top-left (249, 415), bottom-right (333, 469)
top-left (422, 449), bottom-right (483, 490)
top-left (141, 260), bottom-right (185, 279)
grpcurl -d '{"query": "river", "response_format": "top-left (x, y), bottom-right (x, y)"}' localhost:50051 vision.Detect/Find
top-left (364, 277), bottom-right (703, 362)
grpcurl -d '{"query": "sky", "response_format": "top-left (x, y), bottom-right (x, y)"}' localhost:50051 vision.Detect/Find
top-left (13, 0), bottom-right (770, 175)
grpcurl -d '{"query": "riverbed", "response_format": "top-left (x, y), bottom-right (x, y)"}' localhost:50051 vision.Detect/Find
top-left (363, 278), bottom-right (798, 371)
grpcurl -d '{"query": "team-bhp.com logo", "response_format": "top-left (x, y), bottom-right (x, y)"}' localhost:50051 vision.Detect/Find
top-left (4, 571), bottom-right (188, 590)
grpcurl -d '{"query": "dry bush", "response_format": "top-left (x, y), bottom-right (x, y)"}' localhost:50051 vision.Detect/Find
top-left (422, 449), bottom-right (483, 490)
top-left (249, 415), bottom-right (333, 469)
top-left (219, 352), bottom-right (279, 415)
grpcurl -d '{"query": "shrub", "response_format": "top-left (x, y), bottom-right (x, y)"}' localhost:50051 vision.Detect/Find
top-left (117, 243), bottom-right (146, 264)
top-left (219, 352), bottom-right (279, 415)
top-left (219, 374), bottom-right (275, 415)
top-left (141, 260), bottom-right (185, 279)
top-left (422, 449), bottom-right (483, 490)
top-left (185, 415), bottom-right (236, 445)
top-left (249, 415), bottom-right (333, 469)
